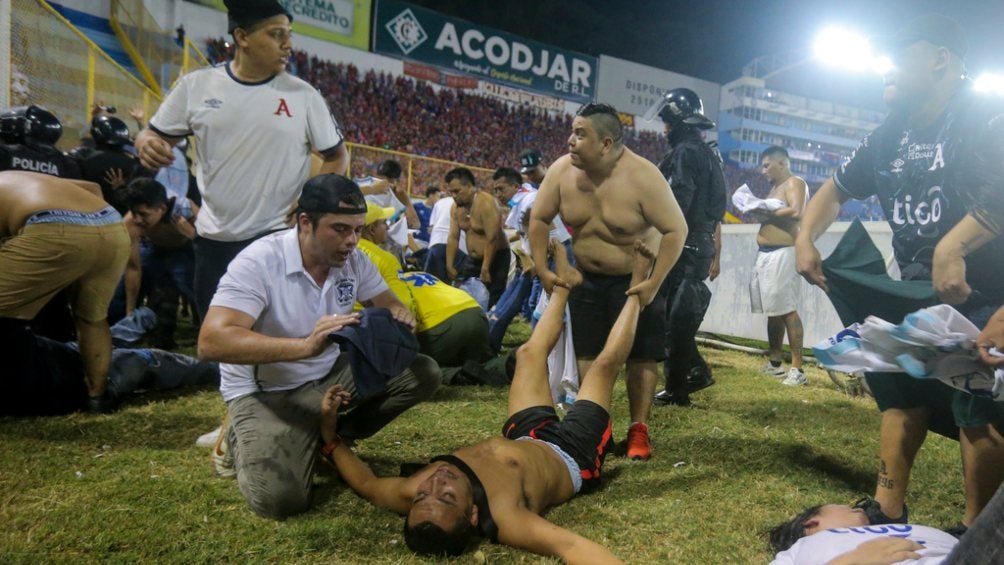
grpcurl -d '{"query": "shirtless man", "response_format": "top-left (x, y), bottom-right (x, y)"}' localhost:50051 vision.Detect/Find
top-left (445, 167), bottom-right (511, 308)
top-left (754, 146), bottom-right (810, 386)
top-left (0, 171), bottom-right (130, 411)
top-left (529, 102), bottom-right (687, 460)
top-left (321, 242), bottom-right (655, 563)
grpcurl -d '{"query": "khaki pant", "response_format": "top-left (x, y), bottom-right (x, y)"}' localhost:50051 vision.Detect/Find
top-left (0, 222), bottom-right (129, 322)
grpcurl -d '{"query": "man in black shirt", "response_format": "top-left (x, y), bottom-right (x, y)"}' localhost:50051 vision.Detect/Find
top-left (648, 88), bottom-right (727, 407)
top-left (796, 15), bottom-right (1004, 532)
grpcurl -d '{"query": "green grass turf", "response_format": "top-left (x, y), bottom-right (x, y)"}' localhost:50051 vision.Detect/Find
top-left (0, 322), bottom-right (965, 564)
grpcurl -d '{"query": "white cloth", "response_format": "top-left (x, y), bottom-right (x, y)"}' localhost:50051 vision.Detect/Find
top-left (149, 63), bottom-right (343, 241)
top-left (357, 175), bottom-right (407, 215)
top-left (813, 304), bottom-right (1004, 400)
top-left (387, 216), bottom-right (410, 247)
top-left (750, 246), bottom-right (801, 316)
top-left (505, 189), bottom-right (571, 255)
top-left (211, 229), bottom-right (388, 401)
top-left (428, 196), bottom-right (466, 252)
top-left (770, 524), bottom-right (957, 565)
top-left (732, 183), bottom-right (785, 214)
top-left (532, 291), bottom-right (580, 404)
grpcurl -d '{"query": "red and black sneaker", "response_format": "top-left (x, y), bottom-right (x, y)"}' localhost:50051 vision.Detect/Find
top-left (625, 422), bottom-right (652, 461)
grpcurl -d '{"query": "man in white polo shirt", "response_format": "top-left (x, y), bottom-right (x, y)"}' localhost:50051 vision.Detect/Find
top-left (198, 174), bottom-right (440, 520)
top-left (135, 0), bottom-right (349, 319)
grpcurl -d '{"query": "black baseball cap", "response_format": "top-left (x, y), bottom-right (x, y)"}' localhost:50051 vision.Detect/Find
top-left (873, 14), bottom-right (968, 58)
top-left (519, 149), bottom-right (543, 174)
top-left (297, 174), bottom-right (366, 215)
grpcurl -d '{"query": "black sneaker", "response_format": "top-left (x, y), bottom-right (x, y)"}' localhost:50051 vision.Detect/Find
top-left (653, 389), bottom-right (691, 407)
top-left (853, 497), bottom-right (908, 524)
top-left (686, 368), bottom-right (715, 394)
top-left (86, 391), bottom-right (119, 414)
top-left (943, 522), bottom-right (968, 538)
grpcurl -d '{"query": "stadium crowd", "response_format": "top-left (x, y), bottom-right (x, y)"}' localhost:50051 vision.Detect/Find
top-left (208, 37), bottom-right (885, 223)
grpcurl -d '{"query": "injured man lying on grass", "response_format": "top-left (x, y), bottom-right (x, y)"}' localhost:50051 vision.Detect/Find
top-left (318, 242), bottom-right (655, 563)
top-left (769, 476), bottom-right (1004, 565)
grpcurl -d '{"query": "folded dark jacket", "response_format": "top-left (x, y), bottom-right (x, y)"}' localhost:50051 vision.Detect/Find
top-left (329, 308), bottom-right (419, 399)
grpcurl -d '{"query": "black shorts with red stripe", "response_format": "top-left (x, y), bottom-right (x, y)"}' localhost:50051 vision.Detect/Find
top-left (501, 400), bottom-right (613, 491)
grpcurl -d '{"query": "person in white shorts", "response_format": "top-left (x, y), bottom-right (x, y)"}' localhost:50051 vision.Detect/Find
top-left (751, 146), bottom-right (809, 385)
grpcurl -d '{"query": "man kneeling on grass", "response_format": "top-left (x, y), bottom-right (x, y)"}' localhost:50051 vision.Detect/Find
top-left (318, 242), bottom-right (656, 563)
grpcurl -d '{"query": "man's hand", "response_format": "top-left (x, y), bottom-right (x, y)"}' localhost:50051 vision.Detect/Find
top-left (446, 264), bottom-right (458, 283)
top-left (709, 257), bottom-right (721, 282)
top-left (537, 268), bottom-right (569, 295)
top-left (386, 303), bottom-right (416, 332)
top-left (825, 537), bottom-right (923, 565)
top-left (795, 239), bottom-right (829, 293)
top-left (304, 313), bottom-right (360, 357)
top-left (173, 214), bottom-right (196, 240)
top-left (977, 305), bottom-right (1004, 367)
top-left (480, 267), bottom-right (492, 285)
top-left (932, 246), bottom-right (971, 304)
top-left (625, 278), bottom-right (660, 306)
top-left (129, 105), bottom-right (145, 128)
top-left (103, 167), bottom-right (126, 190)
top-left (136, 132), bottom-right (176, 169)
top-left (320, 385), bottom-right (351, 442)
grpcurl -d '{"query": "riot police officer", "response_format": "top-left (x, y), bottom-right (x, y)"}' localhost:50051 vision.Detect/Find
top-left (78, 115), bottom-right (143, 213)
top-left (647, 88), bottom-right (727, 406)
top-left (0, 104), bottom-right (81, 179)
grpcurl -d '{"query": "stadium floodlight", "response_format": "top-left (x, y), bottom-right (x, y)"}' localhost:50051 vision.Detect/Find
top-left (813, 26), bottom-right (888, 75)
top-left (974, 73), bottom-right (1004, 96)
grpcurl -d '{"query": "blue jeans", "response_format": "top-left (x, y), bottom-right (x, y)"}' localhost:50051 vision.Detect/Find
top-left (487, 271), bottom-right (534, 354)
top-left (424, 244), bottom-right (467, 283)
top-left (521, 240), bottom-right (574, 326)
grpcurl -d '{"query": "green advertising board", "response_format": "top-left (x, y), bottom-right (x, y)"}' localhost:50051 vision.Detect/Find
top-left (373, 0), bottom-right (596, 103)
top-left (202, 0), bottom-right (371, 50)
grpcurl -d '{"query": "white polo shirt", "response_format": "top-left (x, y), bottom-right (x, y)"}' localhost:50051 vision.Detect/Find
top-left (211, 228), bottom-right (388, 401)
top-left (428, 196), bottom-right (466, 252)
top-left (150, 63), bottom-right (344, 241)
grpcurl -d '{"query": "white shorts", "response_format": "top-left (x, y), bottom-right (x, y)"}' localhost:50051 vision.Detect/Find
top-left (750, 246), bottom-right (801, 316)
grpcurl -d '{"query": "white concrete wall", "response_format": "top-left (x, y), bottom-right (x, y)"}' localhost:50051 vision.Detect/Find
top-left (702, 221), bottom-right (895, 346)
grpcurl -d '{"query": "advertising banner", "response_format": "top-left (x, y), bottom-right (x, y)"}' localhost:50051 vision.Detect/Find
top-left (478, 81), bottom-right (564, 112)
top-left (374, 0), bottom-right (596, 103)
top-left (403, 61), bottom-right (477, 89)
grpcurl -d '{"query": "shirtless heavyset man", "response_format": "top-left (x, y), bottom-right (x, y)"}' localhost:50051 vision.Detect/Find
top-left (445, 167), bottom-right (511, 308)
top-left (0, 171), bottom-right (130, 411)
top-left (754, 146), bottom-right (809, 385)
top-left (321, 243), bottom-right (656, 563)
top-left (529, 102), bottom-right (687, 460)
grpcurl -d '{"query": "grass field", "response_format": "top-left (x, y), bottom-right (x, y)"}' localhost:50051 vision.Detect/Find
top-left (0, 324), bottom-right (967, 564)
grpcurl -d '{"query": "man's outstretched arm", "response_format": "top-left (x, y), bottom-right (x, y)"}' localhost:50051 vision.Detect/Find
top-left (320, 386), bottom-right (416, 514)
top-left (497, 510), bottom-right (624, 564)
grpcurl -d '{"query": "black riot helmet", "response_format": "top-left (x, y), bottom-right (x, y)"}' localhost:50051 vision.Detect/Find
top-left (91, 115), bottom-right (132, 148)
top-left (0, 105), bottom-right (63, 145)
top-left (644, 88), bottom-right (715, 130)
